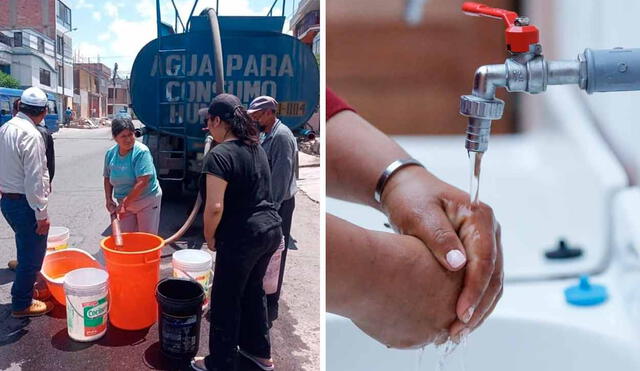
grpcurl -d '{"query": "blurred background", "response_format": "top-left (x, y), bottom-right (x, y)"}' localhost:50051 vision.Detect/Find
top-left (327, 0), bottom-right (518, 135)
top-left (327, 0), bottom-right (640, 184)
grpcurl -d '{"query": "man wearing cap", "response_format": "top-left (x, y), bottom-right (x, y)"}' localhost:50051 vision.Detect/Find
top-left (6, 98), bottom-right (55, 273)
top-left (0, 87), bottom-right (54, 317)
top-left (248, 95), bottom-right (298, 325)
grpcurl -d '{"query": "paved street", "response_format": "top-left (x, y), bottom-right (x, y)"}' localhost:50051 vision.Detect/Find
top-left (0, 126), bottom-right (320, 370)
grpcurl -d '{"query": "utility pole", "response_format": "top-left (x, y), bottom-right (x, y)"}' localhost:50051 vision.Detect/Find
top-left (110, 62), bottom-right (118, 118)
top-left (60, 27), bottom-right (77, 115)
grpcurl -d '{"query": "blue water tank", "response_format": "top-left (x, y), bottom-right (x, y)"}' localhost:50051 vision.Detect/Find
top-left (130, 15), bottom-right (319, 149)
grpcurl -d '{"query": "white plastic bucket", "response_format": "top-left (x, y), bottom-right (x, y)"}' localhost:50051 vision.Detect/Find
top-left (48, 226), bottom-right (70, 250)
top-left (172, 249), bottom-right (213, 310)
top-left (264, 236), bottom-right (286, 295)
top-left (63, 268), bottom-right (109, 342)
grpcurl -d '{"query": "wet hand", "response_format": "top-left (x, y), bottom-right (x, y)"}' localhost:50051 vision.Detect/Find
top-left (36, 218), bottom-right (50, 235)
top-left (380, 166), bottom-right (503, 336)
top-left (116, 199), bottom-right (127, 216)
top-left (349, 231), bottom-right (464, 348)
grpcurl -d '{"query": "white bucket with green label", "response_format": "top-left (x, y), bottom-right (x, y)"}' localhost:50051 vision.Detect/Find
top-left (64, 267), bottom-right (109, 342)
top-left (172, 249), bottom-right (213, 310)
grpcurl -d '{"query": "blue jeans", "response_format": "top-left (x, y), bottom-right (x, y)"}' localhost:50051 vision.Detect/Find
top-left (1, 195), bottom-right (48, 311)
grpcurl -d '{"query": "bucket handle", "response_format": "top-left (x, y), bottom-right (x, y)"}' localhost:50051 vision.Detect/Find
top-left (67, 288), bottom-right (111, 319)
top-left (175, 268), bottom-right (214, 291)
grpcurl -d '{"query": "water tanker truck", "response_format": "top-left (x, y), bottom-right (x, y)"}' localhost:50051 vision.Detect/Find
top-left (130, 1), bottom-right (319, 195)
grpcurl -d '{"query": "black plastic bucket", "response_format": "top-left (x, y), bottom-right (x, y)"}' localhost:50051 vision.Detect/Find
top-left (156, 278), bottom-right (205, 360)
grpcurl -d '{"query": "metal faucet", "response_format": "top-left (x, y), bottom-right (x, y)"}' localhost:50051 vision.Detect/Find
top-left (460, 2), bottom-right (640, 153)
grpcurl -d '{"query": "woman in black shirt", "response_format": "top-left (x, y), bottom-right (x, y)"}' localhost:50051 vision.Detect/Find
top-left (192, 94), bottom-right (282, 371)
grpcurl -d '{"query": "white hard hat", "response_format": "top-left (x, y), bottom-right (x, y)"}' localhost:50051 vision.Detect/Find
top-left (21, 87), bottom-right (48, 107)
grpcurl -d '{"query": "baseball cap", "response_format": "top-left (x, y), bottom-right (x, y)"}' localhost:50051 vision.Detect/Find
top-left (199, 94), bottom-right (243, 123)
top-left (247, 96), bottom-right (278, 114)
top-left (21, 87), bottom-right (48, 107)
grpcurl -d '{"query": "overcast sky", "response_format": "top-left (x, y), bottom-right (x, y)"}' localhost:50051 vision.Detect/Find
top-left (70, 0), bottom-right (300, 77)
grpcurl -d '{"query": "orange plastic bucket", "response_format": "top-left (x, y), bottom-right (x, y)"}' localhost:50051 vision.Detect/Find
top-left (100, 233), bottom-right (164, 330)
top-left (41, 248), bottom-right (103, 305)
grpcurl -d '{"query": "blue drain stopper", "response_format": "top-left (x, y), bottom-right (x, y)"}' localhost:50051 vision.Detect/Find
top-left (564, 275), bottom-right (608, 306)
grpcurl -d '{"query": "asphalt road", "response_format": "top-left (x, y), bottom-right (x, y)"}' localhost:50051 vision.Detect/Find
top-left (0, 126), bottom-right (320, 370)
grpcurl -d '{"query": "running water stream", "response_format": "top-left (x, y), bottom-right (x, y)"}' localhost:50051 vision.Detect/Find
top-left (415, 150), bottom-right (481, 370)
top-left (416, 334), bottom-right (469, 371)
top-left (469, 151), bottom-right (483, 205)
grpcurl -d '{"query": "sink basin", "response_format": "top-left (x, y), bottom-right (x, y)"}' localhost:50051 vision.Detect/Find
top-left (327, 314), bottom-right (640, 370)
top-left (325, 88), bottom-right (639, 370)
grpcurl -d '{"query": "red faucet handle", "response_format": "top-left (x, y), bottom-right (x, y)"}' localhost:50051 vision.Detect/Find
top-left (462, 2), bottom-right (518, 23)
top-left (461, 2), bottom-right (539, 53)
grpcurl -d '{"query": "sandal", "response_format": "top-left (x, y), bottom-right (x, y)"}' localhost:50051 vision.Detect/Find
top-left (238, 348), bottom-right (274, 371)
top-left (11, 299), bottom-right (54, 318)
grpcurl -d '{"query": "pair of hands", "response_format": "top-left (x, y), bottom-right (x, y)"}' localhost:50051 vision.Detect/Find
top-left (106, 198), bottom-right (127, 216)
top-left (353, 166), bottom-right (503, 348)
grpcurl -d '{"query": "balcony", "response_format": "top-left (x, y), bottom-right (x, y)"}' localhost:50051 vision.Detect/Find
top-left (294, 10), bottom-right (320, 44)
top-left (0, 33), bottom-right (13, 48)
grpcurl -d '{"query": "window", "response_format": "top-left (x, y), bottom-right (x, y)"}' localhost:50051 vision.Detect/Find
top-left (47, 100), bottom-right (57, 114)
top-left (73, 69), bottom-right (79, 94)
top-left (13, 32), bottom-right (22, 47)
top-left (108, 88), bottom-right (114, 99)
top-left (57, 64), bottom-right (63, 87)
top-left (0, 33), bottom-right (12, 47)
top-left (57, 35), bottom-right (64, 55)
top-left (40, 68), bottom-right (51, 86)
top-left (0, 100), bottom-right (10, 115)
top-left (38, 37), bottom-right (44, 53)
top-left (57, 1), bottom-right (72, 28)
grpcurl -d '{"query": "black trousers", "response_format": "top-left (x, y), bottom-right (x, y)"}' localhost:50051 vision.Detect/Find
top-left (205, 226), bottom-right (282, 371)
top-left (267, 196), bottom-right (295, 324)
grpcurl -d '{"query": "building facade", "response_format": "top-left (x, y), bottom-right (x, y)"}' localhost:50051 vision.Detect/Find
top-left (290, 0), bottom-right (320, 49)
top-left (0, 0), bottom-right (74, 116)
top-left (290, 0), bottom-right (320, 132)
top-left (73, 63), bottom-right (111, 119)
top-left (107, 77), bottom-right (130, 117)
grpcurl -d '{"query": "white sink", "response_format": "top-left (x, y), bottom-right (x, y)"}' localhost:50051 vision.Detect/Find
top-left (327, 314), bottom-right (640, 371)
top-left (326, 88), bottom-right (640, 370)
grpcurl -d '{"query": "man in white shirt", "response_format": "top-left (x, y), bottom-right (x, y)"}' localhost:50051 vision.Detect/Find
top-left (0, 87), bottom-right (53, 317)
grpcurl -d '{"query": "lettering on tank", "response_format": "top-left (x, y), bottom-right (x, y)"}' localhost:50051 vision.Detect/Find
top-left (150, 54), bottom-right (301, 127)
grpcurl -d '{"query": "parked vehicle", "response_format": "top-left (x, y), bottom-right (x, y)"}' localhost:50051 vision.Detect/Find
top-left (114, 108), bottom-right (132, 120)
top-left (0, 87), bottom-right (60, 132)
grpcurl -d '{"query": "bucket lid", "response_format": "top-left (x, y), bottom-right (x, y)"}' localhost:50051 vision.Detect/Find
top-left (64, 268), bottom-right (108, 289)
top-left (172, 249), bottom-right (212, 271)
